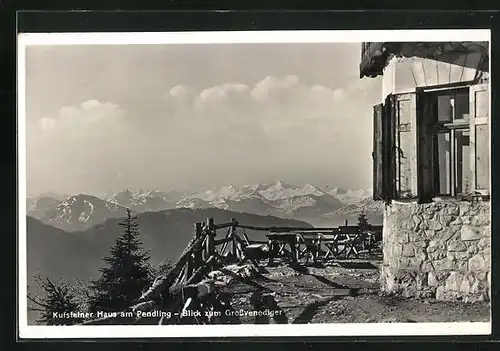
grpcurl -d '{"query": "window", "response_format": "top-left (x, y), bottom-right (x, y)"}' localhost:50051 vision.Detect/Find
top-left (431, 88), bottom-right (471, 196)
top-left (372, 82), bottom-right (490, 202)
top-left (429, 86), bottom-right (489, 197)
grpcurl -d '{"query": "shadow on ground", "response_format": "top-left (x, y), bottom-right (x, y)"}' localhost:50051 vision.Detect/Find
top-left (336, 261), bottom-right (378, 269)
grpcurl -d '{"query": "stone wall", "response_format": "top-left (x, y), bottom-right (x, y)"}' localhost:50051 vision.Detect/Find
top-left (381, 199), bottom-right (490, 302)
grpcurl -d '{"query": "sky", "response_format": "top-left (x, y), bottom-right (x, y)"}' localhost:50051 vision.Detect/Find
top-left (24, 42), bottom-right (382, 196)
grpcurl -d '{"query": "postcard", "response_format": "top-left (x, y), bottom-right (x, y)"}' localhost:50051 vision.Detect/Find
top-left (17, 29), bottom-right (491, 338)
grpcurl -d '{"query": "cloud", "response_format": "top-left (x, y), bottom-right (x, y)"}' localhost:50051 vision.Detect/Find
top-left (251, 75), bottom-right (309, 106)
top-left (38, 117), bottom-right (56, 131)
top-left (196, 83), bottom-right (251, 112)
top-left (38, 100), bottom-right (125, 134)
top-left (169, 85), bottom-right (195, 99)
top-left (157, 75), bottom-right (381, 151)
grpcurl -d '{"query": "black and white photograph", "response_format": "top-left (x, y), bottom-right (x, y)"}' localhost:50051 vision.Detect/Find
top-left (17, 30), bottom-right (491, 338)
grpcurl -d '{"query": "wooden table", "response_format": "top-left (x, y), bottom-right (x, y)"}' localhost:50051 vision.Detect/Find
top-left (266, 233), bottom-right (300, 265)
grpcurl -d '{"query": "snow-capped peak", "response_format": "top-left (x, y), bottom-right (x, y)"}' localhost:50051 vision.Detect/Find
top-left (257, 181), bottom-right (323, 201)
top-left (328, 188), bottom-right (372, 205)
top-left (299, 184), bottom-right (325, 197)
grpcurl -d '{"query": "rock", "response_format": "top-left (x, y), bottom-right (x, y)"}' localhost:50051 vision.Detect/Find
top-left (428, 272), bottom-right (439, 286)
top-left (444, 206), bottom-right (460, 216)
top-left (428, 221), bottom-right (443, 231)
top-left (445, 272), bottom-right (463, 292)
top-left (416, 273), bottom-right (428, 289)
top-left (466, 242), bottom-right (480, 255)
top-left (478, 236), bottom-right (491, 250)
top-left (440, 228), bottom-right (459, 242)
top-left (413, 216), bottom-right (422, 229)
top-left (460, 204), bottom-right (472, 216)
top-left (459, 275), bottom-right (473, 294)
top-left (428, 250), bottom-right (447, 261)
top-left (424, 229), bottom-right (436, 237)
top-left (415, 247), bottom-right (428, 262)
top-left (447, 239), bottom-right (467, 252)
top-left (460, 225), bottom-right (483, 241)
top-left (396, 232), bottom-right (410, 244)
top-left (402, 245), bottom-right (415, 257)
top-left (413, 240), bottom-right (429, 249)
top-left (469, 254), bottom-right (488, 272)
top-left (398, 257), bottom-right (420, 270)
top-left (427, 239), bottom-right (445, 254)
top-left (470, 213), bottom-right (490, 226)
top-left (420, 261), bottom-right (435, 272)
top-left (436, 286), bottom-right (447, 300)
top-left (433, 257), bottom-right (455, 271)
top-left (392, 244), bottom-right (403, 257)
top-left (439, 214), bottom-right (453, 226)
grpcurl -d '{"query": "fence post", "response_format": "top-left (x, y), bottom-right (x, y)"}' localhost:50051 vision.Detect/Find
top-left (193, 222), bottom-right (203, 269)
top-left (230, 218), bottom-right (237, 258)
top-left (206, 217), bottom-right (215, 258)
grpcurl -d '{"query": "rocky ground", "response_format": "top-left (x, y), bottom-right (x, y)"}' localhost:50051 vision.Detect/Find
top-left (213, 252), bottom-right (490, 324)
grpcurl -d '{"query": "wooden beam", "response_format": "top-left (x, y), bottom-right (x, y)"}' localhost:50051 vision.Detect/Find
top-left (235, 224), bottom-right (337, 232)
top-left (213, 237), bottom-right (233, 246)
top-left (139, 233), bottom-right (206, 302)
top-left (214, 222), bottom-right (233, 230)
top-left (219, 227), bottom-right (233, 256)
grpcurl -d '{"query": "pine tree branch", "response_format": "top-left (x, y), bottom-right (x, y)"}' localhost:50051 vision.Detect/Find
top-left (28, 307), bottom-right (46, 312)
top-left (27, 294), bottom-right (50, 310)
top-left (45, 277), bottom-right (68, 303)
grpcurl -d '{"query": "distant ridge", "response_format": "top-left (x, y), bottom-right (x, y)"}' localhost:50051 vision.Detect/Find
top-left (27, 182), bottom-right (371, 230)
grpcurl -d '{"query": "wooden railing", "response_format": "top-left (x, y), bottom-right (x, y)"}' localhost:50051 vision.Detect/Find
top-left (81, 218), bottom-right (382, 325)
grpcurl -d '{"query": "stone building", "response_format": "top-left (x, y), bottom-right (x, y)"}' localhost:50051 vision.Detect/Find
top-left (360, 42), bottom-right (490, 302)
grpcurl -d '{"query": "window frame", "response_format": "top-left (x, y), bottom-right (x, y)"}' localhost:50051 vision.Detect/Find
top-left (371, 81), bottom-right (489, 203)
top-left (418, 82), bottom-right (489, 200)
top-left (428, 87), bottom-right (471, 197)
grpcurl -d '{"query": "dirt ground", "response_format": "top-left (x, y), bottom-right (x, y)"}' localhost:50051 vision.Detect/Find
top-left (216, 253), bottom-right (490, 324)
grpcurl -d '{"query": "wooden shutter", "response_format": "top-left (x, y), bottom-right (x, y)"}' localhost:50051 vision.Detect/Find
top-left (372, 95), bottom-right (396, 201)
top-left (469, 83), bottom-right (490, 194)
top-left (394, 93), bottom-right (418, 199)
top-left (384, 94), bottom-right (397, 201)
top-left (373, 103), bottom-right (384, 200)
top-left (416, 90), bottom-right (436, 201)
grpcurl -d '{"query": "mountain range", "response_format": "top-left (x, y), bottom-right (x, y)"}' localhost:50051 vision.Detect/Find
top-left (27, 181), bottom-right (375, 231)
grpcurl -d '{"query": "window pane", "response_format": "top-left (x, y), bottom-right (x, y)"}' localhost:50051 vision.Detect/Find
top-left (436, 132), bottom-right (451, 195)
top-left (437, 95), bottom-right (453, 122)
top-left (475, 90), bottom-right (489, 118)
top-left (454, 92), bottom-right (470, 121)
top-left (475, 124), bottom-right (490, 189)
top-left (398, 131), bottom-right (413, 197)
top-left (454, 130), bottom-right (470, 194)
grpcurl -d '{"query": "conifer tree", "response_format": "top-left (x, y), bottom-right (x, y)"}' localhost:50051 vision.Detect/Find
top-left (357, 211), bottom-right (370, 231)
top-left (87, 209), bottom-right (152, 313)
top-left (28, 274), bottom-right (83, 325)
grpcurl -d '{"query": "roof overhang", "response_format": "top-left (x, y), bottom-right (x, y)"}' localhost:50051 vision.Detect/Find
top-left (360, 42), bottom-right (489, 79)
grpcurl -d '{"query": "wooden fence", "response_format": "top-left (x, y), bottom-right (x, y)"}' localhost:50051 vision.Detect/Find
top-left (81, 218), bottom-right (382, 325)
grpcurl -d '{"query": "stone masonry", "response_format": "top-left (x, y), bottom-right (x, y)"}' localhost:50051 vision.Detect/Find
top-left (381, 199), bottom-right (490, 302)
